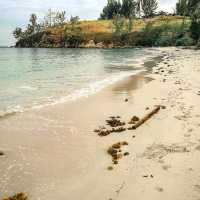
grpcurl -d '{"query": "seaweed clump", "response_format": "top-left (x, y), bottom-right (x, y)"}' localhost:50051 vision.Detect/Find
top-left (3, 193), bottom-right (28, 200)
top-left (107, 141), bottom-right (129, 166)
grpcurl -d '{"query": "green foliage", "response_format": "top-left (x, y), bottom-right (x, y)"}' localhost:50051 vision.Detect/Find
top-left (190, 6), bottom-right (200, 42)
top-left (64, 33), bottom-right (84, 48)
top-left (112, 15), bottom-right (134, 35)
top-left (121, 0), bottom-right (137, 18)
top-left (70, 16), bottom-right (80, 25)
top-left (175, 34), bottom-right (194, 46)
top-left (176, 0), bottom-right (200, 16)
top-left (176, 0), bottom-right (189, 16)
top-left (55, 11), bottom-right (66, 25)
top-left (188, 0), bottom-right (200, 15)
top-left (113, 14), bottom-right (126, 35)
top-left (100, 0), bottom-right (137, 19)
top-left (136, 21), bottom-right (193, 47)
top-left (29, 13), bottom-right (37, 33)
top-left (13, 27), bottom-right (23, 39)
top-left (140, 0), bottom-right (158, 18)
top-left (100, 0), bottom-right (122, 19)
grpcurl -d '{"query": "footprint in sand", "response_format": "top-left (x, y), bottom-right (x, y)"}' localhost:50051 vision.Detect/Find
top-left (162, 165), bottom-right (171, 171)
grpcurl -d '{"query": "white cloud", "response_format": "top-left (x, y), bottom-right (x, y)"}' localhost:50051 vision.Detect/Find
top-left (0, 0), bottom-right (177, 46)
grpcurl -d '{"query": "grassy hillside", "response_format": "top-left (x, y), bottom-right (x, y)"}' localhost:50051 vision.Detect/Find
top-left (16, 16), bottom-right (193, 48)
top-left (48, 16), bottom-right (187, 33)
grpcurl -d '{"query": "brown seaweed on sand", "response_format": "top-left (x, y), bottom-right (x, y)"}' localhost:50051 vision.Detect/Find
top-left (128, 116), bottom-right (140, 124)
top-left (106, 117), bottom-right (125, 127)
top-left (3, 193), bottom-right (28, 200)
top-left (107, 142), bottom-right (129, 165)
top-left (128, 105), bottom-right (161, 130)
top-left (97, 127), bottom-right (126, 136)
top-left (0, 150), bottom-right (4, 156)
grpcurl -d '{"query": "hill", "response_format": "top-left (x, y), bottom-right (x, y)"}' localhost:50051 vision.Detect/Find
top-left (15, 16), bottom-right (194, 48)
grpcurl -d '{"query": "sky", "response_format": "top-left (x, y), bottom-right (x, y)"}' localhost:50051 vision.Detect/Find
top-left (0, 0), bottom-right (177, 46)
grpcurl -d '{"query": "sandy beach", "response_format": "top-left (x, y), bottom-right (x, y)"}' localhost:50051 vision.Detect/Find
top-left (0, 47), bottom-right (200, 200)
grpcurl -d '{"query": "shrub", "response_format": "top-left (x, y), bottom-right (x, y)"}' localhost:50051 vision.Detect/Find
top-left (155, 34), bottom-right (173, 46)
top-left (175, 35), bottom-right (194, 46)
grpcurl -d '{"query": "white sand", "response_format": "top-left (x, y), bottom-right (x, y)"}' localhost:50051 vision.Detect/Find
top-left (0, 47), bottom-right (200, 200)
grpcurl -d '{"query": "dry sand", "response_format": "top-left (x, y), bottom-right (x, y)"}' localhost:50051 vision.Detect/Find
top-left (0, 47), bottom-right (200, 200)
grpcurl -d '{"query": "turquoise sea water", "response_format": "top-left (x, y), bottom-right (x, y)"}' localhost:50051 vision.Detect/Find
top-left (0, 48), bottom-right (160, 115)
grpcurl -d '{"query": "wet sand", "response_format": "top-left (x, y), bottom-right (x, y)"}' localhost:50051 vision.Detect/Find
top-left (0, 47), bottom-right (200, 200)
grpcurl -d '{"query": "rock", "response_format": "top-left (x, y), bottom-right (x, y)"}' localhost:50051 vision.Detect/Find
top-left (132, 135), bottom-right (136, 138)
top-left (85, 40), bottom-right (96, 48)
top-left (125, 98), bottom-right (128, 102)
top-left (96, 42), bottom-right (104, 48)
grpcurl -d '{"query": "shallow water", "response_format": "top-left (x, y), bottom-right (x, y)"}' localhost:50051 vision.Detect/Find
top-left (0, 48), bottom-right (161, 115)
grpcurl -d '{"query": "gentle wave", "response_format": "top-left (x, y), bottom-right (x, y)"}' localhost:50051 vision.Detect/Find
top-left (31, 69), bottom-right (143, 109)
top-left (0, 48), bottom-right (163, 119)
top-left (0, 70), bottom-right (143, 119)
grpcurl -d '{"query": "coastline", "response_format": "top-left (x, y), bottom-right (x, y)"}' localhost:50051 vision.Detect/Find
top-left (1, 47), bottom-right (200, 200)
top-left (0, 47), bottom-right (162, 119)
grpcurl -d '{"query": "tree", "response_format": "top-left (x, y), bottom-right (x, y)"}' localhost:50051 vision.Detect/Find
top-left (29, 13), bottom-right (37, 33)
top-left (113, 14), bottom-right (126, 35)
top-left (55, 11), bottom-right (66, 25)
top-left (100, 0), bottom-right (122, 19)
top-left (46, 9), bottom-right (56, 27)
top-left (141, 0), bottom-right (158, 18)
top-left (13, 27), bottom-right (23, 39)
top-left (112, 14), bottom-right (134, 35)
top-left (121, 0), bottom-right (137, 18)
top-left (70, 16), bottom-right (80, 24)
top-left (188, 0), bottom-right (200, 14)
top-left (176, 0), bottom-right (189, 16)
top-left (26, 24), bottom-right (34, 35)
top-left (190, 5), bottom-right (200, 42)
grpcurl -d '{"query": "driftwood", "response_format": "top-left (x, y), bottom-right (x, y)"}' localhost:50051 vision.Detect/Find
top-left (128, 106), bottom-right (161, 130)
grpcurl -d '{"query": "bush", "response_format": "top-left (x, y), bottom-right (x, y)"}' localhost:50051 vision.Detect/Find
top-left (135, 21), bottom-right (192, 47)
top-left (155, 34), bottom-right (173, 46)
top-left (175, 35), bottom-right (194, 46)
top-left (64, 33), bottom-right (84, 47)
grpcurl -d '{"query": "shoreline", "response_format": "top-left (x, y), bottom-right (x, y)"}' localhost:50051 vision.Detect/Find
top-left (1, 47), bottom-right (200, 200)
top-left (0, 49), bottom-right (163, 120)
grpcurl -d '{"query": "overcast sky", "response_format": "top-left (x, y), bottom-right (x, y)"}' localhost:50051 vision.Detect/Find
top-left (0, 0), bottom-right (177, 46)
